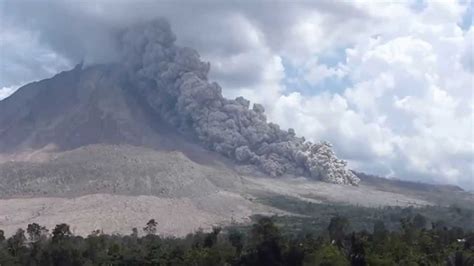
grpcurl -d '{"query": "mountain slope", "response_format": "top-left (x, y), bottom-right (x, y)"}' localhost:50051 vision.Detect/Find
top-left (0, 64), bottom-right (179, 152)
top-left (0, 144), bottom-right (241, 198)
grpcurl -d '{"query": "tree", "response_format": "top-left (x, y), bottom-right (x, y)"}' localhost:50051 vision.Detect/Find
top-left (7, 229), bottom-right (26, 257)
top-left (350, 233), bottom-right (367, 266)
top-left (131, 227), bottom-right (138, 238)
top-left (228, 228), bottom-right (244, 255)
top-left (446, 251), bottom-right (474, 266)
top-left (0, 214), bottom-right (472, 265)
top-left (305, 244), bottom-right (349, 266)
top-left (0, 230), bottom-right (5, 242)
top-left (284, 239), bottom-right (305, 266)
top-left (143, 219), bottom-right (158, 235)
top-left (204, 227), bottom-right (221, 248)
top-left (373, 220), bottom-right (388, 243)
top-left (27, 223), bottom-right (48, 243)
top-left (52, 223), bottom-right (72, 243)
top-left (248, 217), bottom-right (283, 265)
top-left (328, 216), bottom-right (349, 245)
top-left (413, 213), bottom-right (428, 230)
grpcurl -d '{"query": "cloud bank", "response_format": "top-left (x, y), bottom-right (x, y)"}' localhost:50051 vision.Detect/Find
top-left (0, 0), bottom-right (472, 189)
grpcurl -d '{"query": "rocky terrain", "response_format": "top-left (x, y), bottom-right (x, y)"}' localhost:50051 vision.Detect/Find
top-left (0, 192), bottom-right (267, 237)
top-left (2, 143), bottom-right (467, 237)
top-left (0, 144), bottom-right (241, 198)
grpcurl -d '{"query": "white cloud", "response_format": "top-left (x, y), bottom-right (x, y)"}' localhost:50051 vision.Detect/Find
top-left (0, 26), bottom-right (71, 88)
top-left (302, 57), bottom-right (347, 86)
top-left (256, 1), bottom-right (474, 189)
top-left (0, 85), bottom-right (19, 100)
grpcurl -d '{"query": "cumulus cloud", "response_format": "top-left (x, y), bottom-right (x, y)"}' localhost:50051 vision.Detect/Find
top-left (265, 1), bottom-right (474, 189)
top-left (0, 0), bottom-right (472, 188)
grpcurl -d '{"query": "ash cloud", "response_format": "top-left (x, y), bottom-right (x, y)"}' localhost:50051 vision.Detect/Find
top-left (118, 19), bottom-right (359, 185)
top-left (0, 0), bottom-right (368, 88)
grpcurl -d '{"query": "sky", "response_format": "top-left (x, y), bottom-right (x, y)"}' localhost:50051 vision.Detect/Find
top-left (0, 0), bottom-right (473, 189)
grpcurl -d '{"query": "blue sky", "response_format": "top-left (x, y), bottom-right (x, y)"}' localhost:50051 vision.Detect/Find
top-left (281, 48), bottom-right (351, 95)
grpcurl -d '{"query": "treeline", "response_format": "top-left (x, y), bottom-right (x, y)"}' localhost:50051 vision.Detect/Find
top-left (260, 196), bottom-right (474, 235)
top-left (1, 215), bottom-right (473, 265)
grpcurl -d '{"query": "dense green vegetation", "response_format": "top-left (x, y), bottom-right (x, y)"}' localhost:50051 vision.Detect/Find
top-left (1, 212), bottom-right (473, 265)
top-left (256, 195), bottom-right (474, 236)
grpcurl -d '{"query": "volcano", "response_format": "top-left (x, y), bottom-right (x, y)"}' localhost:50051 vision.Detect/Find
top-left (0, 19), bottom-right (360, 185)
top-left (1, 19), bottom-right (469, 236)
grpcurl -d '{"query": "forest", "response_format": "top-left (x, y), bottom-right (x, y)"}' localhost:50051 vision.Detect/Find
top-left (1, 209), bottom-right (473, 266)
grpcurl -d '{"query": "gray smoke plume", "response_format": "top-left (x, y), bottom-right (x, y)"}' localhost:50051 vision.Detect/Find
top-left (119, 19), bottom-right (359, 185)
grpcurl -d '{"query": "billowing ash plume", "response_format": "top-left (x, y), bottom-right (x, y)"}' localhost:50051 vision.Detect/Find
top-left (119, 19), bottom-right (359, 185)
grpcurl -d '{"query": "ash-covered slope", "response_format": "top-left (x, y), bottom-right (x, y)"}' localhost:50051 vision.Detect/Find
top-left (0, 63), bottom-right (185, 152)
top-left (0, 144), bottom-right (242, 198)
top-left (0, 19), bottom-right (359, 185)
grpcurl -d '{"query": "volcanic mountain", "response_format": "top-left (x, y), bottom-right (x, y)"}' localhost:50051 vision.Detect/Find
top-left (0, 63), bottom-right (172, 152)
top-left (0, 19), bottom-right (359, 185)
top-left (0, 19), bottom-right (471, 236)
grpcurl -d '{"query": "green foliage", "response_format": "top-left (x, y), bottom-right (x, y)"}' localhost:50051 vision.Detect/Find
top-left (257, 195), bottom-right (474, 236)
top-left (328, 216), bottom-right (349, 244)
top-left (305, 244), bottom-right (349, 266)
top-left (0, 213), bottom-right (473, 265)
top-left (51, 223), bottom-right (72, 243)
